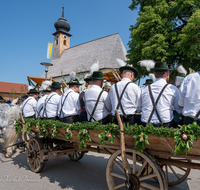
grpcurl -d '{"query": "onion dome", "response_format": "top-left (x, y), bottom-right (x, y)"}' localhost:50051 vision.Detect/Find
top-left (54, 6), bottom-right (71, 34)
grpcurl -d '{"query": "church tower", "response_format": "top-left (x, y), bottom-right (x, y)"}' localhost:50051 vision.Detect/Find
top-left (52, 6), bottom-right (72, 60)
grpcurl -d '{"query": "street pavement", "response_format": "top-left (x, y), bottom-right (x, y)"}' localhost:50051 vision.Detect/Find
top-left (0, 145), bottom-right (200, 190)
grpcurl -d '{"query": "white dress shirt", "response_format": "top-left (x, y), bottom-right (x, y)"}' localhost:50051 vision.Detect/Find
top-left (43, 92), bottom-right (60, 118)
top-left (141, 78), bottom-right (182, 124)
top-left (179, 72), bottom-right (200, 119)
top-left (58, 89), bottom-right (79, 118)
top-left (21, 97), bottom-right (37, 117)
top-left (109, 78), bottom-right (142, 116)
top-left (36, 94), bottom-right (48, 118)
top-left (84, 84), bottom-right (112, 122)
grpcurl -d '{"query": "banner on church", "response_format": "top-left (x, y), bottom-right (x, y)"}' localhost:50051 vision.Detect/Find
top-left (47, 42), bottom-right (53, 59)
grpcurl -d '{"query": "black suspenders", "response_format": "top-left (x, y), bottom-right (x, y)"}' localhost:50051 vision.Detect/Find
top-left (147, 84), bottom-right (169, 124)
top-left (59, 91), bottom-right (72, 119)
top-left (115, 82), bottom-right (131, 117)
top-left (84, 90), bottom-right (104, 122)
top-left (43, 94), bottom-right (56, 118)
top-left (22, 98), bottom-right (32, 117)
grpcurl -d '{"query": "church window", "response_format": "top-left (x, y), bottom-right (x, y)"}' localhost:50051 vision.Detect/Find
top-left (63, 40), bottom-right (66, 46)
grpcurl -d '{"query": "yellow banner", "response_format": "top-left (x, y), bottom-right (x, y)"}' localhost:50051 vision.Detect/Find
top-left (47, 42), bottom-right (53, 59)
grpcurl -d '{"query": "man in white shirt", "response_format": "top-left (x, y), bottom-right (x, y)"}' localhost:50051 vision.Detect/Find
top-left (109, 65), bottom-right (141, 125)
top-left (58, 78), bottom-right (83, 123)
top-left (179, 72), bottom-right (200, 125)
top-left (77, 76), bottom-right (92, 122)
top-left (141, 62), bottom-right (182, 127)
top-left (21, 89), bottom-right (39, 118)
top-left (36, 88), bottom-right (51, 119)
top-left (84, 71), bottom-right (112, 124)
top-left (43, 82), bottom-right (61, 120)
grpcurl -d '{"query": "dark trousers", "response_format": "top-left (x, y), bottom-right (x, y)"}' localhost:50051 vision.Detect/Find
top-left (142, 119), bottom-right (177, 128)
top-left (97, 114), bottom-right (112, 124)
top-left (114, 114), bottom-right (136, 125)
top-left (24, 115), bottom-right (35, 119)
top-left (183, 116), bottom-right (200, 125)
top-left (78, 111), bottom-right (88, 122)
top-left (59, 115), bottom-right (79, 124)
top-left (44, 116), bottom-right (58, 121)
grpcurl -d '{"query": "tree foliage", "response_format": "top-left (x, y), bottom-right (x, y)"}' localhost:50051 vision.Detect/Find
top-left (127, 0), bottom-right (200, 79)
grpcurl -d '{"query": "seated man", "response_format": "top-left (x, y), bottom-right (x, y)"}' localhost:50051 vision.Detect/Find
top-left (77, 76), bottom-right (92, 122)
top-left (109, 65), bottom-right (141, 125)
top-left (84, 71), bottom-right (112, 124)
top-left (36, 87), bottom-right (51, 119)
top-left (179, 71), bottom-right (200, 125)
top-left (141, 62), bottom-right (182, 127)
top-left (58, 78), bottom-right (82, 124)
top-left (21, 89), bottom-right (38, 118)
top-left (43, 82), bottom-right (61, 120)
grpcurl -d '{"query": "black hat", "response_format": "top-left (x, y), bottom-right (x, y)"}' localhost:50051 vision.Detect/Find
top-left (27, 89), bottom-right (39, 94)
top-left (151, 62), bottom-right (173, 71)
top-left (90, 71), bottom-right (106, 80)
top-left (66, 78), bottom-right (83, 85)
top-left (49, 82), bottom-right (61, 89)
top-left (119, 65), bottom-right (138, 77)
top-left (84, 75), bottom-right (92, 82)
top-left (143, 79), bottom-right (153, 85)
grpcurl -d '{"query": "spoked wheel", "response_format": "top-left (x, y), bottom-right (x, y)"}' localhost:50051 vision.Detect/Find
top-left (106, 148), bottom-right (168, 190)
top-left (68, 151), bottom-right (85, 161)
top-left (27, 137), bottom-right (45, 173)
top-left (156, 157), bottom-right (191, 186)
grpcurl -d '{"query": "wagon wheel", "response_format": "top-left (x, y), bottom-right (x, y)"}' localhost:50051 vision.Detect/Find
top-left (155, 157), bottom-right (191, 186)
top-left (106, 148), bottom-right (168, 190)
top-left (68, 151), bottom-right (85, 161)
top-left (27, 137), bottom-right (45, 173)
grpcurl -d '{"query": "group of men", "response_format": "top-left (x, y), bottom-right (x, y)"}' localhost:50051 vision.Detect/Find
top-left (22, 61), bottom-right (200, 127)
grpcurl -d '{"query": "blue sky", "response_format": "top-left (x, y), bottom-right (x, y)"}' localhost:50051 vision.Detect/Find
top-left (0, 0), bottom-right (146, 86)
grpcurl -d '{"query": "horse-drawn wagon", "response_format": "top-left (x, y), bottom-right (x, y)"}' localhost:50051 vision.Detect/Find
top-left (13, 110), bottom-right (200, 190)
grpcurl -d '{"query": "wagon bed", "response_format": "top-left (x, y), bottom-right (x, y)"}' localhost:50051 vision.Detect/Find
top-left (19, 111), bottom-right (200, 190)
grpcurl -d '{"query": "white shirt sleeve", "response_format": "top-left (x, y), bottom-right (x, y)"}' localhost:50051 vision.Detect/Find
top-left (104, 91), bottom-right (112, 112)
top-left (178, 77), bottom-right (187, 107)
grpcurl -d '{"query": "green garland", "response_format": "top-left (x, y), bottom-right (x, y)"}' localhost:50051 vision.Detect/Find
top-left (15, 119), bottom-right (199, 154)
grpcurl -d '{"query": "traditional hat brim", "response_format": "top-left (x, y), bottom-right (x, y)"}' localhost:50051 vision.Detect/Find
top-left (27, 91), bottom-right (39, 94)
top-left (84, 77), bottom-right (92, 81)
top-left (143, 82), bottom-right (153, 85)
top-left (66, 82), bottom-right (83, 85)
top-left (151, 68), bottom-right (173, 71)
top-left (43, 89), bottom-right (51, 92)
top-left (49, 85), bottom-right (61, 89)
top-left (119, 66), bottom-right (138, 77)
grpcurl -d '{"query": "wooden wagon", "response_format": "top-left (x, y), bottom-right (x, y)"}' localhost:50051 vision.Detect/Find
top-left (18, 110), bottom-right (200, 190)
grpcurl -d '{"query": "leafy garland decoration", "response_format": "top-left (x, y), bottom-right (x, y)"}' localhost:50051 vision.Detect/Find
top-left (14, 118), bottom-right (199, 155)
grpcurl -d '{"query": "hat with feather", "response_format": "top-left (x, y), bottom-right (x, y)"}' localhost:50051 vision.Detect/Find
top-left (66, 71), bottom-right (83, 85)
top-left (118, 59), bottom-right (138, 77)
top-left (89, 61), bottom-right (106, 80)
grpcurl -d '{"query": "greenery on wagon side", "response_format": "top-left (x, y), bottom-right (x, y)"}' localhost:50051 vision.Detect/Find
top-left (15, 118), bottom-right (200, 155)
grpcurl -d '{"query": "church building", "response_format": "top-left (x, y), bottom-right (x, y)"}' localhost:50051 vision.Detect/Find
top-left (41, 6), bottom-right (128, 88)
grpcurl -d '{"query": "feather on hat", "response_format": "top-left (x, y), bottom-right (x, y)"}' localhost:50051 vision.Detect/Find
top-left (116, 58), bottom-right (126, 67)
top-left (177, 65), bottom-right (187, 76)
top-left (138, 60), bottom-right (155, 71)
top-left (149, 73), bottom-right (156, 82)
top-left (70, 71), bottom-right (76, 80)
top-left (90, 62), bottom-right (99, 75)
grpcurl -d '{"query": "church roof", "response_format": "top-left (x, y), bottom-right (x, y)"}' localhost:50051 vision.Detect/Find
top-left (42, 33), bottom-right (127, 78)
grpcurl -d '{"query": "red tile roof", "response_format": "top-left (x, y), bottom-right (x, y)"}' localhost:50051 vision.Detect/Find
top-left (0, 82), bottom-right (28, 93)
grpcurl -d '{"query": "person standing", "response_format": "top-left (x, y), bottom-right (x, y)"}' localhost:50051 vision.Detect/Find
top-left (179, 71), bottom-right (200, 125)
top-left (109, 65), bottom-right (141, 125)
top-left (141, 62), bottom-right (182, 127)
top-left (21, 89), bottom-right (39, 118)
top-left (58, 78), bottom-right (83, 123)
top-left (43, 82), bottom-right (61, 120)
top-left (84, 71), bottom-right (112, 124)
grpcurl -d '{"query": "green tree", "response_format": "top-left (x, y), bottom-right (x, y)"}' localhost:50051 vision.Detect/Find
top-left (127, 0), bottom-right (200, 79)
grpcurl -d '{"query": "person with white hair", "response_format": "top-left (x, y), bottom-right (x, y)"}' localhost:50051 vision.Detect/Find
top-left (109, 64), bottom-right (141, 125)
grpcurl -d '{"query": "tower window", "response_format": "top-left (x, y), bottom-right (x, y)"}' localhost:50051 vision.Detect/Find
top-left (56, 39), bottom-right (58, 45)
top-left (63, 40), bottom-right (66, 46)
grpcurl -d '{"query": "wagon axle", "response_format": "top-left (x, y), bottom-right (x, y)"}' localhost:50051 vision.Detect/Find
top-left (125, 174), bottom-right (140, 190)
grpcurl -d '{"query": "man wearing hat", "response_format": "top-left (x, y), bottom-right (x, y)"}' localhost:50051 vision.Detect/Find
top-left (21, 89), bottom-right (39, 118)
top-left (84, 71), bottom-right (112, 124)
top-left (178, 71), bottom-right (200, 125)
top-left (43, 82), bottom-right (61, 120)
top-left (109, 65), bottom-right (141, 125)
top-left (36, 87), bottom-right (51, 119)
top-left (141, 62), bottom-right (182, 127)
top-left (77, 76), bottom-right (92, 122)
top-left (143, 79), bottom-right (153, 87)
top-left (58, 78), bottom-right (82, 123)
